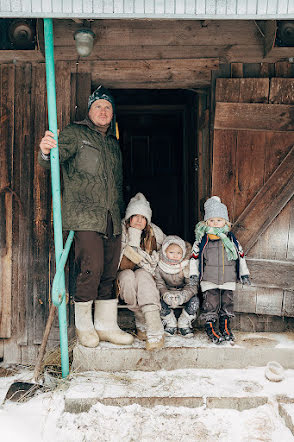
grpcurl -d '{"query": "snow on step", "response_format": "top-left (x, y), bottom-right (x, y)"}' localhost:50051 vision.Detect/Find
top-left (64, 367), bottom-right (294, 413)
top-left (72, 331), bottom-right (294, 372)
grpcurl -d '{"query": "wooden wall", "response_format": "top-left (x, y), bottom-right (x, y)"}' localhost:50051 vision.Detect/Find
top-left (0, 62), bottom-right (92, 363)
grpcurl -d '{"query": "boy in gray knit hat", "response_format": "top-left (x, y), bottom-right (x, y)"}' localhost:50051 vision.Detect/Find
top-left (190, 196), bottom-right (250, 344)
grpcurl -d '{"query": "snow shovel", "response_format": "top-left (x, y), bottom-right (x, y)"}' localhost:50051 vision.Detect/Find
top-left (4, 303), bottom-right (56, 402)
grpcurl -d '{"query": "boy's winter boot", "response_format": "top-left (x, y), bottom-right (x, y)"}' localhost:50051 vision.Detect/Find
top-left (94, 299), bottom-right (134, 345)
top-left (219, 315), bottom-right (235, 341)
top-left (74, 301), bottom-right (100, 348)
top-left (178, 309), bottom-right (195, 338)
top-left (205, 321), bottom-right (224, 344)
top-left (142, 305), bottom-right (165, 351)
top-left (134, 310), bottom-right (147, 341)
top-left (161, 310), bottom-right (177, 336)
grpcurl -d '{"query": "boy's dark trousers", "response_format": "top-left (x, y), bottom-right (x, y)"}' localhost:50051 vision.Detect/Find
top-left (201, 288), bottom-right (234, 322)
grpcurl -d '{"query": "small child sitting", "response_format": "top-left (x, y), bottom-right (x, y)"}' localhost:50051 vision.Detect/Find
top-left (154, 235), bottom-right (199, 337)
top-left (190, 196), bottom-right (250, 344)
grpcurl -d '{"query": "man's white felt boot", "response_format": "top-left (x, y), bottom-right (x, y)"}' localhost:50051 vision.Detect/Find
top-left (142, 305), bottom-right (164, 351)
top-left (74, 301), bottom-right (100, 348)
top-left (94, 299), bottom-right (134, 345)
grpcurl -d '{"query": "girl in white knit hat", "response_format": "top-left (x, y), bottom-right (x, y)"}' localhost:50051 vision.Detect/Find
top-left (190, 196), bottom-right (250, 344)
top-left (117, 193), bottom-right (166, 351)
top-left (154, 235), bottom-right (199, 338)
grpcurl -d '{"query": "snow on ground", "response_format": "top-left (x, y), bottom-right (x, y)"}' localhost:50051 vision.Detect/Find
top-left (0, 366), bottom-right (293, 442)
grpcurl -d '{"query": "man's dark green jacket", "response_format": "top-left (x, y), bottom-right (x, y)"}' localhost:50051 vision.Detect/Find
top-left (38, 118), bottom-right (124, 236)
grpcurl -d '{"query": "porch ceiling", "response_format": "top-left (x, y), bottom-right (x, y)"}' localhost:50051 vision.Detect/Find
top-left (1, 0), bottom-right (294, 19)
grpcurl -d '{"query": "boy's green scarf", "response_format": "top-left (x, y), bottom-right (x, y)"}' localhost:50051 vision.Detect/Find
top-left (194, 222), bottom-right (238, 261)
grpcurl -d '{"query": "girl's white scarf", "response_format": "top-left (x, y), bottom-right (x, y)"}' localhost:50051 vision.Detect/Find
top-left (158, 258), bottom-right (190, 277)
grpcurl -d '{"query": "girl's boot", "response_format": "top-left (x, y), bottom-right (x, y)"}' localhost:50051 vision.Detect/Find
top-left (205, 321), bottom-right (224, 344)
top-left (178, 309), bottom-right (195, 338)
top-left (134, 310), bottom-right (147, 341)
top-left (74, 300), bottom-right (100, 348)
top-left (142, 305), bottom-right (164, 351)
top-left (161, 310), bottom-right (177, 336)
top-left (219, 315), bottom-right (235, 341)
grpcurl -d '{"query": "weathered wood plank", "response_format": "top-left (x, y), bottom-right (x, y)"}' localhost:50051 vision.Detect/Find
top-left (14, 64), bottom-right (32, 346)
top-left (215, 78), bottom-right (269, 103)
top-left (212, 129), bottom-right (237, 221)
top-left (256, 287), bottom-right (284, 316)
top-left (54, 19), bottom-right (262, 47)
top-left (31, 63), bottom-right (50, 345)
top-left (263, 20), bottom-right (276, 57)
top-left (234, 286), bottom-right (257, 313)
top-left (70, 73), bottom-right (91, 122)
top-left (0, 65), bottom-right (14, 338)
top-left (234, 131), bottom-right (266, 220)
top-left (269, 78), bottom-right (294, 104)
top-left (250, 199), bottom-right (294, 261)
top-left (275, 61), bottom-right (293, 78)
top-left (287, 197), bottom-right (294, 261)
top-left (55, 61), bottom-right (72, 130)
top-left (214, 102), bottom-right (294, 131)
top-left (233, 146), bottom-right (294, 252)
top-left (247, 258), bottom-right (294, 291)
top-left (215, 78), bottom-right (240, 102)
top-left (231, 63), bottom-right (243, 78)
top-left (282, 291), bottom-right (294, 317)
top-left (77, 58), bottom-right (218, 89)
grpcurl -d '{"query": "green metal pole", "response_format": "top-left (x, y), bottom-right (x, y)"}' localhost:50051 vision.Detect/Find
top-left (43, 18), bottom-right (69, 378)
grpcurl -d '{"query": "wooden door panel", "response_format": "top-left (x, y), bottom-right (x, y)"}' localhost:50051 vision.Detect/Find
top-left (213, 77), bottom-right (294, 294)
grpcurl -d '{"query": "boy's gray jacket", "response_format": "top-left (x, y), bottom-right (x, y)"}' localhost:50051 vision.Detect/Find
top-left (190, 232), bottom-right (250, 283)
top-left (38, 119), bottom-right (124, 235)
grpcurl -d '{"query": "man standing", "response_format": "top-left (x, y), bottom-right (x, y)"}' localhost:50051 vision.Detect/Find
top-left (39, 86), bottom-right (134, 348)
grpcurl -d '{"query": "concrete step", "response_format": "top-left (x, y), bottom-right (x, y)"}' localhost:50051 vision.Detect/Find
top-left (72, 331), bottom-right (294, 372)
top-left (279, 403), bottom-right (294, 436)
top-left (64, 366), bottom-right (294, 415)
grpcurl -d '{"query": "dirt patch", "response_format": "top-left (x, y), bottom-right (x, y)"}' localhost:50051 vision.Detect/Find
top-left (0, 367), bottom-right (18, 377)
top-left (240, 337), bottom-right (277, 348)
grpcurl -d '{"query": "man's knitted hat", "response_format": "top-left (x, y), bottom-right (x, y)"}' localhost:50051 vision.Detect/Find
top-left (204, 196), bottom-right (229, 221)
top-left (125, 193), bottom-right (152, 224)
top-left (88, 85), bottom-right (115, 111)
top-left (161, 235), bottom-right (186, 263)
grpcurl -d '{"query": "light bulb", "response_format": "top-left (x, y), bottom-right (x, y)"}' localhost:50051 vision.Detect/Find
top-left (74, 29), bottom-right (95, 57)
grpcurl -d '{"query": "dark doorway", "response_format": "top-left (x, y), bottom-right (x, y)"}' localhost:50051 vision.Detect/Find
top-left (118, 108), bottom-right (183, 236)
top-left (115, 90), bottom-right (198, 242)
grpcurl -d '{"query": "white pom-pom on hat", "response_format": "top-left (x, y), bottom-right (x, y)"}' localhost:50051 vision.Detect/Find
top-left (204, 195), bottom-right (229, 221)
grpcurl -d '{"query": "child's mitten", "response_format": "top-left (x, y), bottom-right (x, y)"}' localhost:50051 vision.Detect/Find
top-left (128, 227), bottom-right (142, 247)
top-left (189, 275), bottom-right (199, 287)
top-left (241, 275), bottom-right (251, 285)
top-left (163, 292), bottom-right (179, 308)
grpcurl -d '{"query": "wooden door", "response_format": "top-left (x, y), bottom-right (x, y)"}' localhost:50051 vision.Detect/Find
top-left (212, 78), bottom-right (294, 317)
top-left (118, 110), bottom-right (184, 237)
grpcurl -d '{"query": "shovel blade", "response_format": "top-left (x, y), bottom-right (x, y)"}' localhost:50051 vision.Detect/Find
top-left (5, 381), bottom-right (44, 402)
